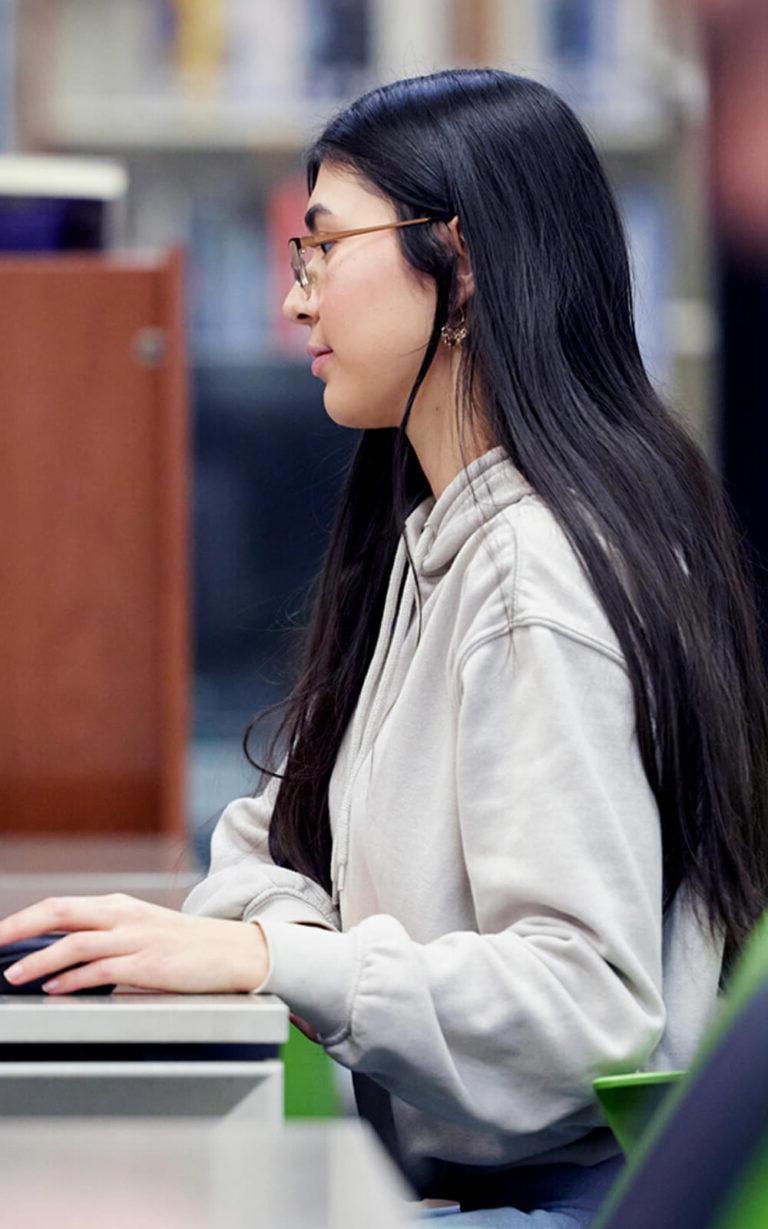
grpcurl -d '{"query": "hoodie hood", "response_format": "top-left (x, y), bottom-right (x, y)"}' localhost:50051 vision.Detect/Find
top-left (404, 445), bottom-right (534, 580)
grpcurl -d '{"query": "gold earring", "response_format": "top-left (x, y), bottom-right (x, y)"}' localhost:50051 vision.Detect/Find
top-left (440, 306), bottom-right (468, 348)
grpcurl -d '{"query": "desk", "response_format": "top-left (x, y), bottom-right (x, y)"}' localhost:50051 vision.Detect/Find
top-left (0, 1117), bottom-right (417, 1227)
top-left (0, 991), bottom-right (288, 1119)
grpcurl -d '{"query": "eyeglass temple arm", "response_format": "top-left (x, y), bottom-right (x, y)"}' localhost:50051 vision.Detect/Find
top-left (290, 217), bottom-right (435, 247)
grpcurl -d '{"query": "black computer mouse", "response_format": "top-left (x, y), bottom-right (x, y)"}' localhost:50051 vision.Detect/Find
top-left (0, 932), bottom-right (116, 995)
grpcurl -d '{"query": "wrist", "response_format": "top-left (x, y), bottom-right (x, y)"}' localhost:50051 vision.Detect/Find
top-left (239, 918), bottom-right (271, 993)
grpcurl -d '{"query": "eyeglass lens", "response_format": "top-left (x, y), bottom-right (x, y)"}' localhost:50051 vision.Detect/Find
top-left (290, 241), bottom-right (319, 296)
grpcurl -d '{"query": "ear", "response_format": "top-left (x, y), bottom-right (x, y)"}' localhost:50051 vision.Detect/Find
top-left (446, 215), bottom-right (475, 308)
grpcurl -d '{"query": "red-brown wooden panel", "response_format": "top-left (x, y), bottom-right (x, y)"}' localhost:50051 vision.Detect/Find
top-left (0, 248), bottom-right (190, 835)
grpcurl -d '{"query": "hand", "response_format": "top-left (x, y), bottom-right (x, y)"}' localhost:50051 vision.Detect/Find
top-left (0, 894), bottom-right (270, 995)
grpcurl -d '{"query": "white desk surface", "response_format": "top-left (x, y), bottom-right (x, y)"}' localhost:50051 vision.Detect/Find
top-left (0, 992), bottom-right (289, 1044)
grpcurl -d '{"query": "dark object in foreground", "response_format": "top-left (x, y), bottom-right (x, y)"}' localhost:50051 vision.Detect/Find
top-left (0, 932), bottom-right (115, 995)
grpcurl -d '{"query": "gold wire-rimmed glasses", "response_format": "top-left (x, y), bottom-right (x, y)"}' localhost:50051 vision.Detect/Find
top-left (288, 217), bottom-right (437, 299)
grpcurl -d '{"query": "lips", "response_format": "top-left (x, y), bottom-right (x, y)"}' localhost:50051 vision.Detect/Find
top-left (307, 343), bottom-right (333, 359)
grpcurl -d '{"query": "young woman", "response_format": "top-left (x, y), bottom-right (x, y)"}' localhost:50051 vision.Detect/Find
top-left (1, 68), bottom-right (767, 1226)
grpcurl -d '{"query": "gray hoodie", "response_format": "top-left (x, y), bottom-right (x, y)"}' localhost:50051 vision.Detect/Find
top-left (182, 445), bottom-right (723, 1197)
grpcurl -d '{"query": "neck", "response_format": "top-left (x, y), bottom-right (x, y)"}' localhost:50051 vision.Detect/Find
top-left (404, 352), bottom-right (495, 498)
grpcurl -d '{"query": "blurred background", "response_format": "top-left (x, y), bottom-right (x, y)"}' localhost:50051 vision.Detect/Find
top-left (0, 1), bottom-right (765, 899)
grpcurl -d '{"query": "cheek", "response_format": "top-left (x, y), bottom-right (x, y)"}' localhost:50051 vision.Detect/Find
top-left (321, 245), bottom-right (432, 368)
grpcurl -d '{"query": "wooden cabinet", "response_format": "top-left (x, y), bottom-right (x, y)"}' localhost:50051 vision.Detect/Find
top-left (0, 247), bottom-right (189, 835)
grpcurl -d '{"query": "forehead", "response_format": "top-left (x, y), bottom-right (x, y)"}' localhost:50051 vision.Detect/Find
top-left (306, 163), bottom-right (394, 223)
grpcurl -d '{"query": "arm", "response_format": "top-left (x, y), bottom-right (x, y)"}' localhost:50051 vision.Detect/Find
top-left (181, 766), bottom-right (340, 932)
top-left (254, 624), bottom-right (667, 1143)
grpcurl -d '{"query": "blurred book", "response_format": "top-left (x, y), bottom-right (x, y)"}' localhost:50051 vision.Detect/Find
top-left (618, 179), bottom-right (672, 391)
top-left (225, 0), bottom-right (306, 102)
top-left (0, 0), bottom-right (14, 152)
top-left (305, 0), bottom-right (373, 101)
top-left (173, 0), bottom-right (226, 98)
top-left (187, 192), bottom-right (269, 363)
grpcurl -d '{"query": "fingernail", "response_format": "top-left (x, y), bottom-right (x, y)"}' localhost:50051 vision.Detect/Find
top-left (4, 962), bottom-right (22, 982)
top-left (42, 979), bottom-right (60, 992)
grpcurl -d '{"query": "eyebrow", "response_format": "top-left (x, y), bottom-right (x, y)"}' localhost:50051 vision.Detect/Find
top-left (304, 204), bottom-right (336, 233)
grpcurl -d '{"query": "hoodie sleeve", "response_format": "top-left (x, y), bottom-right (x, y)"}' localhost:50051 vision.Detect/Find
top-left (181, 767), bottom-right (340, 932)
top-left (255, 623), bottom-right (667, 1140)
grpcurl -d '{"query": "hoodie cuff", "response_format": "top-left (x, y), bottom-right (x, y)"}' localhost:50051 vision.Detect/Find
top-left (248, 918), bottom-right (359, 1042)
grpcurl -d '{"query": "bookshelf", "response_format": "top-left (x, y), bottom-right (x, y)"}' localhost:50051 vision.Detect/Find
top-left (21, 0), bottom-right (698, 154)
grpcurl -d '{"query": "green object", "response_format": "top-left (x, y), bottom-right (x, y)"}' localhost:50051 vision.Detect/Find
top-left (591, 910), bottom-right (768, 1228)
top-left (282, 1021), bottom-right (342, 1118)
top-left (713, 1136), bottom-right (768, 1229)
top-left (593, 1069), bottom-right (685, 1156)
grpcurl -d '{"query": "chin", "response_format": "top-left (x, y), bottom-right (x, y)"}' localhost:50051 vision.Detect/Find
top-left (322, 391), bottom-right (397, 431)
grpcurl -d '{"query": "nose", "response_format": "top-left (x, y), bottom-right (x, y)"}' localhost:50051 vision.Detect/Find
top-left (282, 277), bottom-right (318, 326)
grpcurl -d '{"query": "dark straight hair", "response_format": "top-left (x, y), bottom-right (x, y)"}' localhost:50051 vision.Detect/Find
top-left (245, 67), bottom-right (768, 973)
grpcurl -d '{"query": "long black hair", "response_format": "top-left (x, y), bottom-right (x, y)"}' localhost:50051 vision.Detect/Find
top-left (245, 67), bottom-right (768, 973)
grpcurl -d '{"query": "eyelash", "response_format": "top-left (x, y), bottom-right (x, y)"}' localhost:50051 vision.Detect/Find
top-left (318, 240), bottom-right (335, 255)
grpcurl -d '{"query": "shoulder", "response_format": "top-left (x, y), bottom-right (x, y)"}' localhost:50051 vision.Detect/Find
top-left (449, 492), bottom-right (625, 671)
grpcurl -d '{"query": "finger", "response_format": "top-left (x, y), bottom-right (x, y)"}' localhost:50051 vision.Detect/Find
top-left (0, 893), bottom-right (140, 945)
top-left (3, 929), bottom-right (127, 988)
top-left (42, 955), bottom-right (129, 995)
